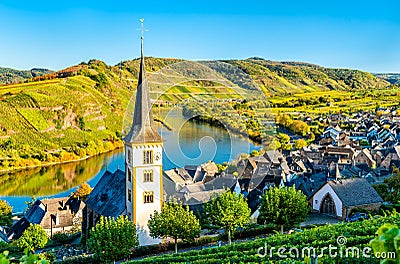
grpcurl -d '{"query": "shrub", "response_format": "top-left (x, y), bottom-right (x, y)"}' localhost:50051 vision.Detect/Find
top-left (17, 224), bottom-right (48, 251)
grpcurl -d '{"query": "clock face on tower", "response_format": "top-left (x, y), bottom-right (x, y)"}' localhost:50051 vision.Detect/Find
top-left (154, 151), bottom-right (161, 161)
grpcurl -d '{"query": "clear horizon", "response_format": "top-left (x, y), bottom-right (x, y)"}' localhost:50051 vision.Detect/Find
top-left (0, 0), bottom-right (399, 73)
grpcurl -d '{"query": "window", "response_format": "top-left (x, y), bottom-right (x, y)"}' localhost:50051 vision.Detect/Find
top-left (143, 170), bottom-right (153, 182)
top-left (128, 169), bottom-right (132, 182)
top-left (143, 191), bottom-right (154, 203)
top-left (128, 189), bottom-right (132, 202)
top-left (143, 150), bottom-right (153, 164)
top-left (127, 149), bottom-right (132, 164)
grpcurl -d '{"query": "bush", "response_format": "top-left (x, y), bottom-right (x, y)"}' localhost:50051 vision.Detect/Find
top-left (51, 232), bottom-right (78, 245)
top-left (17, 224), bottom-right (48, 251)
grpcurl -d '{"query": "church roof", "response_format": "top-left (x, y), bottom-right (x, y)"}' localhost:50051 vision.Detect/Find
top-left (327, 178), bottom-right (383, 207)
top-left (85, 169), bottom-right (126, 217)
top-left (124, 34), bottom-right (162, 144)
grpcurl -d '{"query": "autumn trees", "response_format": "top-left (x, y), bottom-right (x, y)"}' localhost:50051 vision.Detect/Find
top-left (71, 182), bottom-right (92, 200)
top-left (0, 200), bottom-right (13, 227)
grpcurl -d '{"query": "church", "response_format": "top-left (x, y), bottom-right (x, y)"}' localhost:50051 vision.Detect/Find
top-left (82, 23), bottom-right (163, 245)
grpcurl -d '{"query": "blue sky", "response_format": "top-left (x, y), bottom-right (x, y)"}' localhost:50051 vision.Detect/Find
top-left (0, 0), bottom-right (399, 72)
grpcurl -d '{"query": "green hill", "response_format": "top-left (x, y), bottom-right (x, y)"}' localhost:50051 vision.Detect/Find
top-left (0, 67), bottom-right (53, 84)
top-left (0, 57), bottom-right (395, 170)
top-left (225, 58), bottom-right (390, 96)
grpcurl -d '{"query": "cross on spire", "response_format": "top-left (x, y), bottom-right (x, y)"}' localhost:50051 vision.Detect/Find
top-left (123, 18), bottom-right (161, 144)
top-left (139, 18), bottom-right (145, 40)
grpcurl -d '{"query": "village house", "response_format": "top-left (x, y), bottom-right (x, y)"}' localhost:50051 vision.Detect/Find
top-left (354, 148), bottom-right (376, 168)
top-left (380, 146), bottom-right (400, 170)
top-left (7, 197), bottom-right (84, 240)
top-left (163, 161), bottom-right (219, 199)
top-left (311, 178), bottom-right (383, 220)
top-left (171, 174), bottom-right (237, 215)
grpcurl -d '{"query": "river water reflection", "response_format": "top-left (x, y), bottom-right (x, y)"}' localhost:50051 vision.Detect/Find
top-left (1, 109), bottom-right (259, 212)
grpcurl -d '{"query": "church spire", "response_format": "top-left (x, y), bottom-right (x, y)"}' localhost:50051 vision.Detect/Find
top-left (124, 18), bottom-right (162, 144)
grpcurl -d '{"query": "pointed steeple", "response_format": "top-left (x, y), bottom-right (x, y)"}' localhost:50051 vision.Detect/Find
top-left (335, 163), bottom-right (341, 180)
top-left (124, 19), bottom-right (162, 144)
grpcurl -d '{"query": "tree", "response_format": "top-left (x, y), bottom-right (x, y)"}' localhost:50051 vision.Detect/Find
top-left (290, 120), bottom-right (310, 136)
top-left (264, 136), bottom-right (281, 150)
top-left (71, 182), bottom-right (92, 200)
top-left (373, 183), bottom-right (390, 202)
top-left (258, 186), bottom-right (309, 234)
top-left (0, 200), bottom-right (12, 227)
top-left (87, 216), bottom-right (138, 262)
top-left (250, 150), bottom-right (259, 157)
top-left (148, 201), bottom-right (200, 253)
top-left (281, 143), bottom-right (293, 151)
top-left (294, 139), bottom-right (307, 149)
top-left (383, 170), bottom-right (400, 203)
top-left (277, 133), bottom-right (290, 145)
top-left (203, 190), bottom-right (251, 245)
top-left (276, 114), bottom-right (293, 128)
top-left (17, 224), bottom-right (48, 251)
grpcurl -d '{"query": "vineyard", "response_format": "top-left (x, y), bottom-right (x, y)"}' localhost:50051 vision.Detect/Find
top-left (129, 212), bottom-right (400, 263)
top-left (0, 57), bottom-right (398, 171)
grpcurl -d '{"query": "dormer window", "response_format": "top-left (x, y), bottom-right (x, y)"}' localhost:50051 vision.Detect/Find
top-left (101, 193), bottom-right (108, 202)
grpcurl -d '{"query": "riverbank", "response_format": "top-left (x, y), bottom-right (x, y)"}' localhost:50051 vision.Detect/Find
top-left (0, 144), bottom-right (123, 175)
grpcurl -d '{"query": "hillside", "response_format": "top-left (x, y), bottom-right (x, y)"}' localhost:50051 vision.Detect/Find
top-left (0, 58), bottom-right (395, 171)
top-left (225, 58), bottom-right (391, 96)
top-left (0, 67), bottom-right (53, 84)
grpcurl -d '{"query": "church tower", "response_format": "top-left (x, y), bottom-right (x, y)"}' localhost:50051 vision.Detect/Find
top-left (124, 19), bottom-right (163, 245)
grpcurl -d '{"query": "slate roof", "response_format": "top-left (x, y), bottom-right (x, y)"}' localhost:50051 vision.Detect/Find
top-left (163, 169), bottom-right (186, 185)
top-left (123, 36), bottom-right (162, 144)
top-left (173, 189), bottom-right (224, 206)
top-left (0, 228), bottom-right (9, 243)
top-left (24, 200), bottom-right (46, 224)
top-left (204, 176), bottom-right (237, 190)
top-left (263, 150), bottom-right (284, 164)
top-left (85, 169), bottom-right (126, 217)
top-left (7, 199), bottom-right (46, 240)
top-left (327, 178), bottom-right (383, 207)
top-left (7, 217), bottom-right (30, 240)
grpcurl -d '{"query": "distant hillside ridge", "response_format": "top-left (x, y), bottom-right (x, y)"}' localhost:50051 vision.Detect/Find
top-left (1, 57), bottom-right (394, 96)
top-left (0, 67), bottom-right (54, 84)
top-left (223, 58), bottom-right (392, 96)
top-left (374, 73), bottom-right (400, 85)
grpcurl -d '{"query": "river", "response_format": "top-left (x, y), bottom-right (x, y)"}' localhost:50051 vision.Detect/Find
top-left (0, 109), bottom-right (259, 212)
